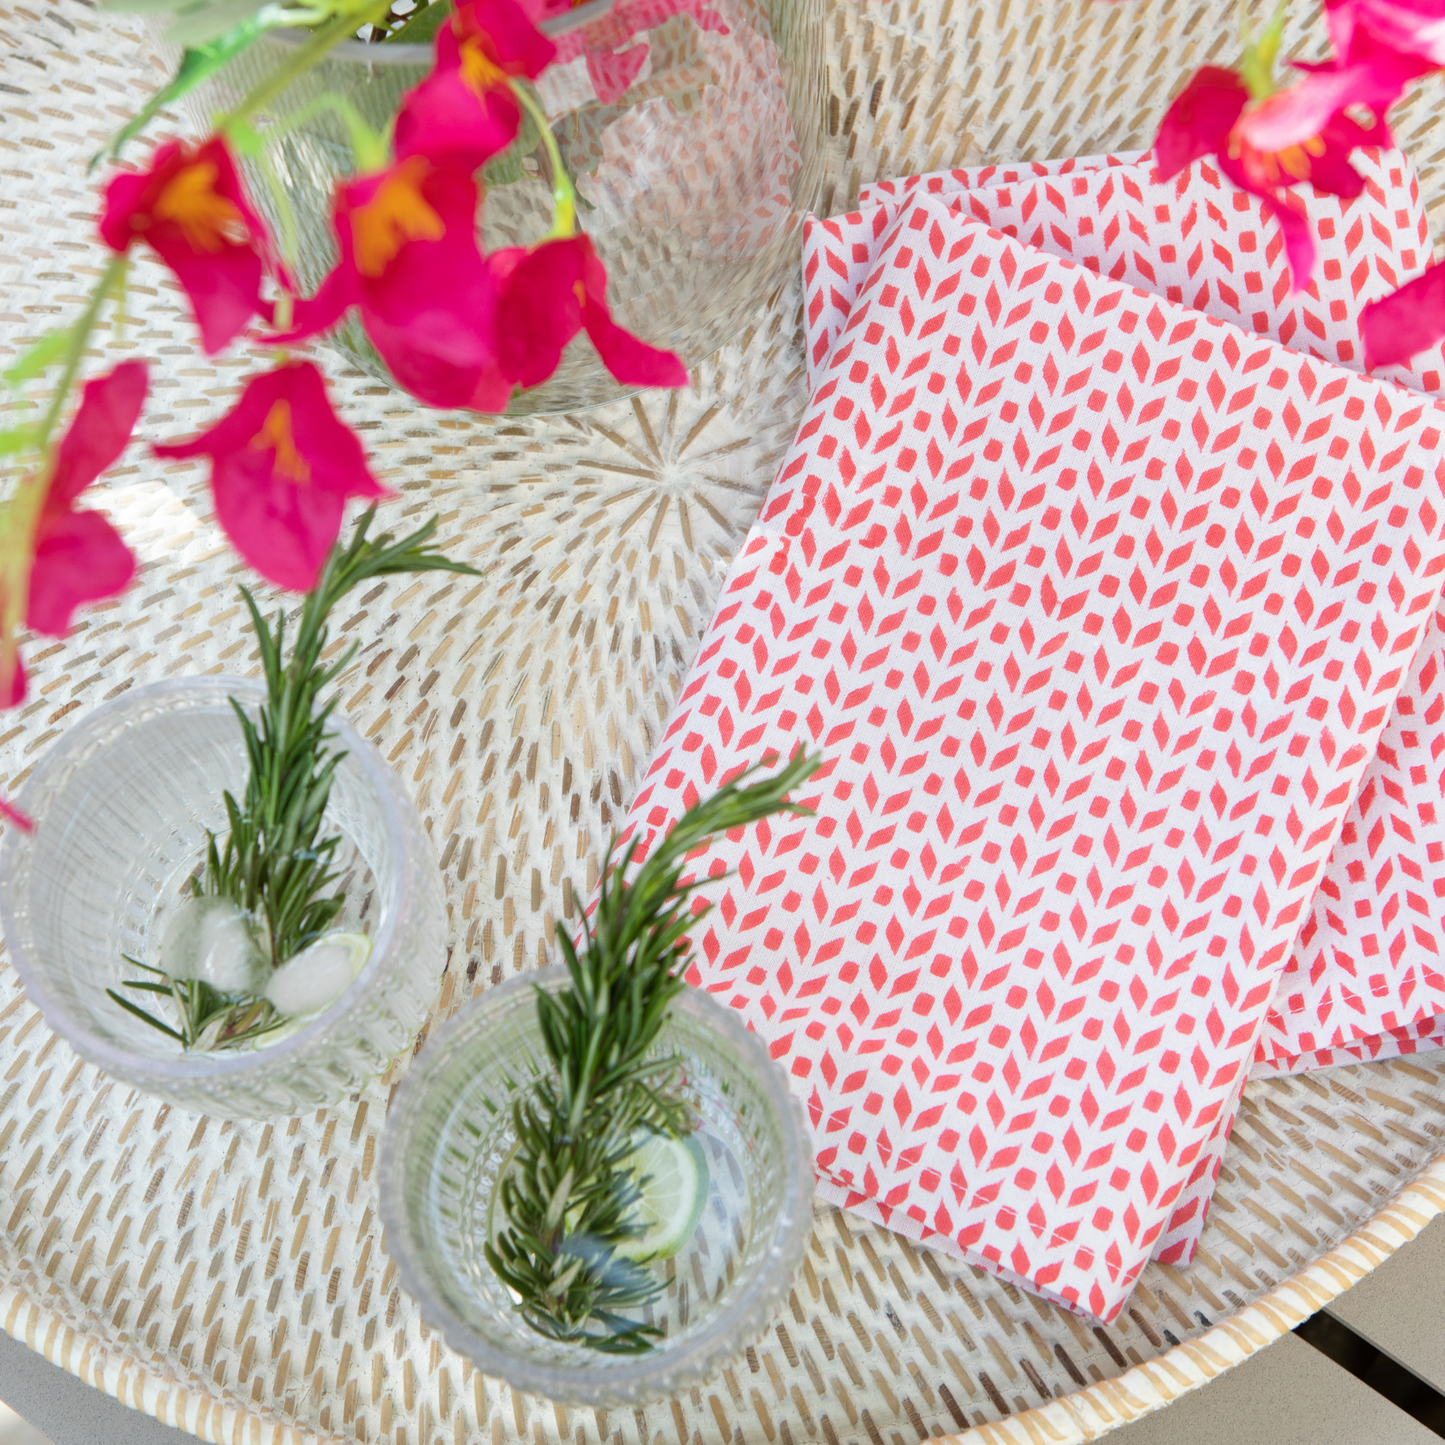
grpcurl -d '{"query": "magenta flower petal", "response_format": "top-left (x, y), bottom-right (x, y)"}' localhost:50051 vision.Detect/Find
top-left (580, 302), bottom-right (689, 387)
top-left (578, 241), bottom-right (688, 388)
top-left (273, 160), bottom-right (510, 414)
top-left (1153, 67), bottom-right (1248, 180)
top-left (100, 137), bottom-right (275, 356)
top-left (0, 654), bottom-right (25, 710)
top-left (466, 0), bottom-right (557, 75)
top-left (275, 264), bottom-right (362, 344)
top-left (0, 793), bottom-right (34, 831)
top-left (1362, 260), bottom-right (1445, 367)
top-left (48, 360), bottom-right (149, 508)
top-left (26, 508), bottom-right (137, 637)
top-left (492, 239), bottom-right (586, 389)
top-left (394, 0), bottom-right (555, 169)
top-left (1327, 0), bottom-right (1445, 69)
top-left (1261, 196), bottom-right (1318, 293)
top-left (492, 235), bottom-right (687, 395)
top-left (154, 361), bottom-right (391, 592)
top-left (393, 66), bottom-right (522, 170)
top-left (15, 360), bottom-right (148, 640)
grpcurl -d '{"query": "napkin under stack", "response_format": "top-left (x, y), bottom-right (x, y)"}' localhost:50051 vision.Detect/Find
top-left (620, 151), bottom-right (1445, 1320)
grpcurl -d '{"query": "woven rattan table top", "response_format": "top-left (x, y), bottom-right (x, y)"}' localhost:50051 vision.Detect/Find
top-left (6, 2), bottom-right (1445, 1443)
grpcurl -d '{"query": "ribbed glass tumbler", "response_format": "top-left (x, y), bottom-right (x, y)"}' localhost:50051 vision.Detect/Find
top-left (0, 678), bottom-right (447, 1120)
top-left (378, 968), bottom-right (815, 1404)
top-left (183, 0), bottom-right (828, 413)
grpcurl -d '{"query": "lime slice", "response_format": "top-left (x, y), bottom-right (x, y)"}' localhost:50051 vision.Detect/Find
top-left (614, 1132), bottom-right (710, 1262)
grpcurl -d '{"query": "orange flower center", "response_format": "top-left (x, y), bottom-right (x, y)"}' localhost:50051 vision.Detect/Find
top-left (152, 161), bottom-right (245, 253)
top-left (1229, 130), bottom-right (1326, 186)
top-left (458, 33), bottom-right (508, 97)
top-left (350, 158), bottom-right (447, 278)
top-left (250, 400), bottom-right (310, 485)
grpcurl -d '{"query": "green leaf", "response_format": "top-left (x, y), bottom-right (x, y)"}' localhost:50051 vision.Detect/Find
top-left (383, 0), bottom-right (450, 43)
top-left (107, 988), bottom-right (185, 1042)
top-left (3, 328), bottom-right (74, 388)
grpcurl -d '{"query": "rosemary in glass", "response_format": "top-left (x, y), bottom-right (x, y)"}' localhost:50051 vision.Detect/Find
top-left (486, 749), bottom-right (820, 1351)
top-left (108, 508), bottom-right (475, 1050)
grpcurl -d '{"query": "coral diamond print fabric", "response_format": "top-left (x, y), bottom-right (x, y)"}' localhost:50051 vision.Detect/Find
top-left (807, 149), bottom-right (1439, 395)
top-left (803, 152), bottom-right (1445, 1088)
top-left (623, 200), bottom-right (1445, 1320)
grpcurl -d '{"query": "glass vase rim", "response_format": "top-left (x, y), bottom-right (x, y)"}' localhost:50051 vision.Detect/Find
top-left (259, 0), bottom-right (618, 64)
top-left (377, 965), bottom-right (816, 1404)
top-left (0, 673), bottom-right (414, 1083)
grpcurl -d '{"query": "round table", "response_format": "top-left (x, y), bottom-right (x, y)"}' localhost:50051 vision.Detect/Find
top-left (4, 3), bottom-right (1445, 1442)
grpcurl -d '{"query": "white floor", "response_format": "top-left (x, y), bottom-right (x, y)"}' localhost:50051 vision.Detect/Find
top-left (5, 1218), bottom-right (1445, 1444)
top-left (0, 1403), bottom-right (52, 1445)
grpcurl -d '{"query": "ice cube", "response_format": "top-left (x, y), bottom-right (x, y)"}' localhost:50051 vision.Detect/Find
top-left (160, 895), bottom-right (265, 994)
top-left (265, 933), bottom-right (370, 1018)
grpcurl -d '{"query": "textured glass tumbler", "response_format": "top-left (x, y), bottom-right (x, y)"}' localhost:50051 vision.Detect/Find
top-left (378, 968), bottom-right (815, 1404)
top-left (181, 0), bottom-right (827, 414)
top-left (0, 678), bottom-right (447, 1120)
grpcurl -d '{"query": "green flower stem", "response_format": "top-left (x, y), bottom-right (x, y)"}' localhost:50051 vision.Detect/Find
top-left (1239, 0), bottom-right (1287, 102)
top-left (36, 256), bottom-right (128, 454)
top-left (216, 0), bottom-right (395, 135)
top-left (248, 91), bottom-right (389, 172)
top-left (511, 80), bottom-right (577, 239)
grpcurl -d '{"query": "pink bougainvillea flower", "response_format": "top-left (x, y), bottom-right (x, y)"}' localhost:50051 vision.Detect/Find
top-left (275, 158), bottom-right (510, 413)
top-left (1241, 0), bottom-right (1442, 154)
top-left (394, 0), bottom-right (557, 169)
top-left (29, 361), bottom-right (148, 636)
top-left (1154, 63), bottom-right (1387, 288)
top-left (153, 362), bottom-right (390, 592)
top-left (0, 360), bottom-right (147, 713)
top-left (489, 233), bottom-right (688, 389)
top-left (1361, 258), bottom-right (1445, 364)
top-left (538, 0), bottom-right (730, 104)
top-left (99, 137), bottom-right (276, 356)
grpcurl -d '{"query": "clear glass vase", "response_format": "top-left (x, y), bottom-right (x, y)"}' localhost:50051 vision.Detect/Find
top-left (180, 0), bottom-right (827, 414)
top-left (377, 967), bottom-right (815, 1404)
top-left (0, 678), bottom-right (448, 1120)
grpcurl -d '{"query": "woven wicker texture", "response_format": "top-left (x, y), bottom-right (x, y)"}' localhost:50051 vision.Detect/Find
top-left (5, 3), bottom-right (1445, 1444)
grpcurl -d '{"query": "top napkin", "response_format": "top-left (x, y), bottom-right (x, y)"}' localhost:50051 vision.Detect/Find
top-left (622, 196), bottom-right (1445, 1320)
top-left (805, 151), bottom-right (1445, 1090)
top-left (809, 149), bottom-right (1438, 395)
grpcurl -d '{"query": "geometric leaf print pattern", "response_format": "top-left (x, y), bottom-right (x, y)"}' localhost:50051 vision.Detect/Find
top-left (1252, 607), bottom-right (1445, 1073)
top-left (813, 148), bottom-right (1440, 396)
top-left (805, 152), bottom-right (1445, 1085)
top-left (620, 204), bottom-right (1445, 1321)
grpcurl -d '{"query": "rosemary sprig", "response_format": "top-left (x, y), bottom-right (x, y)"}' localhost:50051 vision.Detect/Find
top-left (109, 955), bottom-right (284, 1050)
top-left (109, 508), bottom-right (476, 1050)
top-left (486, 748), bottom-right (821, 1350)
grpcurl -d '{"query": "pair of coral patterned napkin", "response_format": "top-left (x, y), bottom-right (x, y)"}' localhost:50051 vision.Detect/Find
top-left (620, 150), bottom-right (1445, 1320)
top-left (798, 149), bottom-right (1445, 1273)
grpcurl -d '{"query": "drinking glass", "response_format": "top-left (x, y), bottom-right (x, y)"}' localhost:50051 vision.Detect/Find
top-left (377, 967), bottom-right (815, 1404)
top-left (0, 677), bottom-right (447, 1120)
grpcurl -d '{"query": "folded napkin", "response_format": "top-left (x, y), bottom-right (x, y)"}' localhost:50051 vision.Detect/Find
top-left (804, 151), bottom-right (1445, 1094)
top-left (625, 196), bottom-right (1445, 1320)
